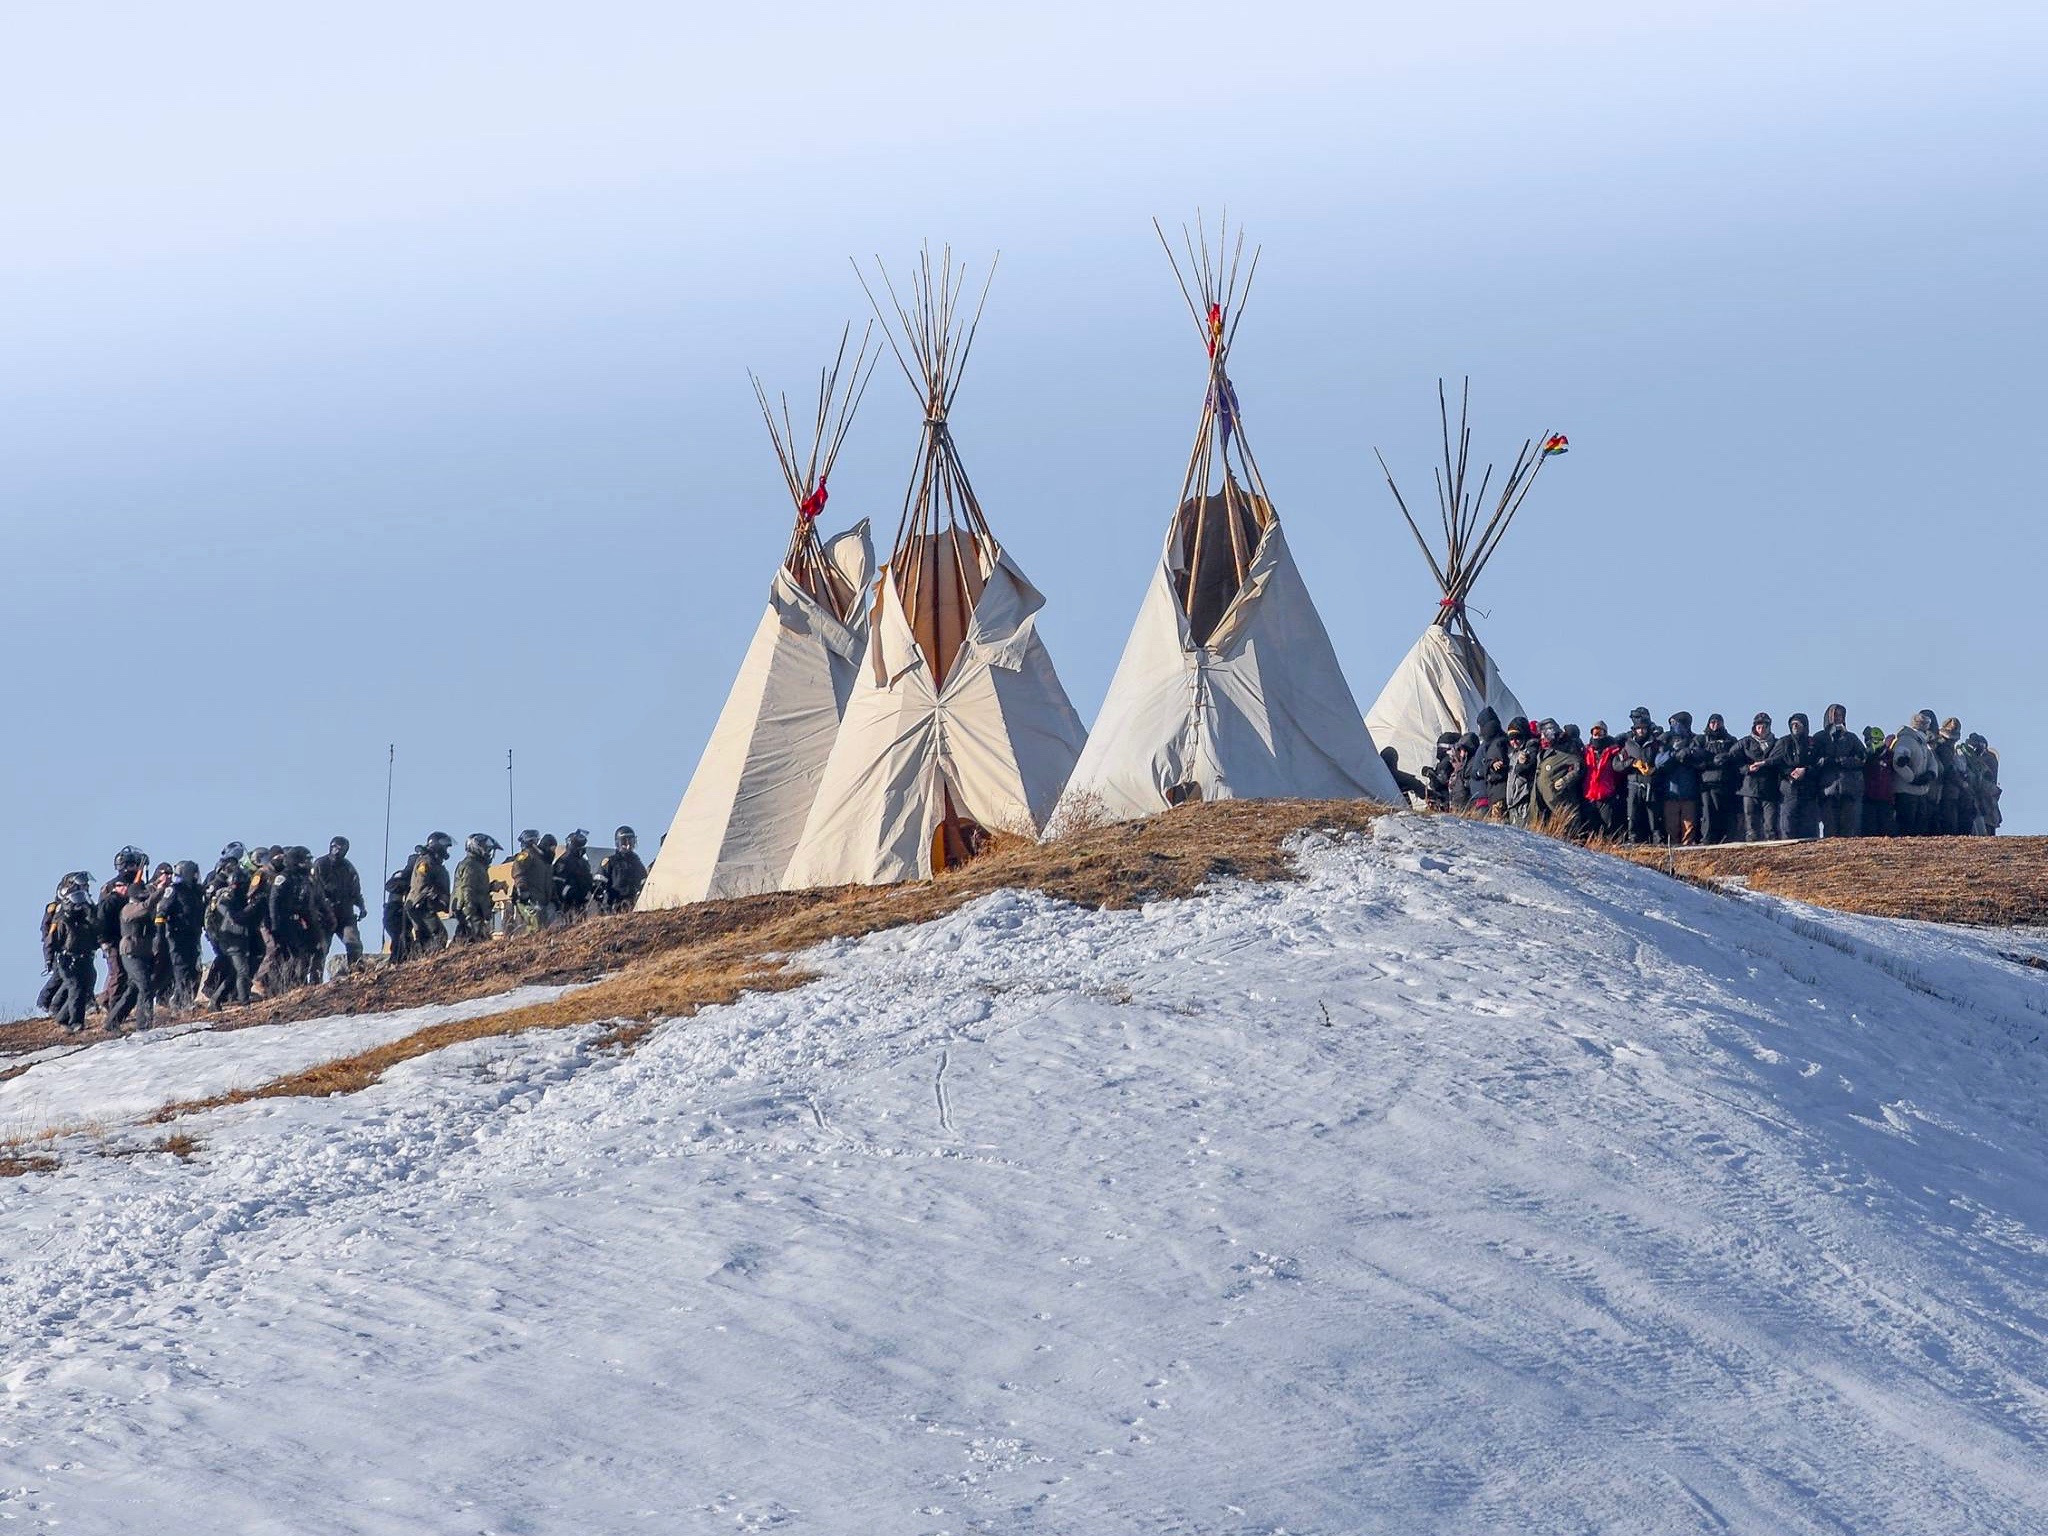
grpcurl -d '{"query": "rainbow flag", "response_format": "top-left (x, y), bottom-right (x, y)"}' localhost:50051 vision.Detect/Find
top-left (1542, 434), bottom-right (1569, 457)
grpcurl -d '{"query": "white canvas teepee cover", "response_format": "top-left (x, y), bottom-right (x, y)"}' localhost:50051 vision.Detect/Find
top-left (1058, 517), bottom-right (1400, 822)
top-left (1364, 623), bottom-right (1526, 787)
top-left (781, 537), bottom-right (1087, 889)
top-left (640, 521), bottom-right (874, 907)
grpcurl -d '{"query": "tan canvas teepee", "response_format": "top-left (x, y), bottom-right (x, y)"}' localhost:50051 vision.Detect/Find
top-left (639, 329), bottom-right (877, 907)
top-left (1364, 380), bottom-right (1555, 782)
top-left (782, 248), bottom-right (1086, 888)
top-left (1055, 216), bottom-right (1399, 824)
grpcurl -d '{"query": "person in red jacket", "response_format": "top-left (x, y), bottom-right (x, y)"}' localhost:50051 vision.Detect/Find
top-left (1581, 721), bottom-right (1627, 841)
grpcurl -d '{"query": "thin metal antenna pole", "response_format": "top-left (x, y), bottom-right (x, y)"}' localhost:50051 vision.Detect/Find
top-left (382, 744), bottom-right (395, 880)
top-left (507, 749), bottom-right (515, 853)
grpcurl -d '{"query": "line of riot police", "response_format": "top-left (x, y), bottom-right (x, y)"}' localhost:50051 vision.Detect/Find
top-left (38, 825), bottom-right (647, 1034)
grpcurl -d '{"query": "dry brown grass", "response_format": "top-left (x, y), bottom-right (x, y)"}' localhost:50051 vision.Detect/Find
top-left (133, 799), bottom-right (1387, 1120)
top-left (1612, 835), bottom-right (2048, 927)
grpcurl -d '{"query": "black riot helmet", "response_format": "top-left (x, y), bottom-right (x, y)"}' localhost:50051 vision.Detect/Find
top-left (517, 828), bottom-right (540, 850)
top-left (565, 828), bottom-right (590, 851)
top-left (425, 831), bottom-right (454, 856)
top-left (614, 826), bottom-right (637, 848)
top-left (220, 840), bottom-right (246, 863)
top-left (465, 833), bottom-right (501, 860)
top-left (175, 859), bottom-right (201, 880)
top-left (115, 845), bottom-right (146, 875)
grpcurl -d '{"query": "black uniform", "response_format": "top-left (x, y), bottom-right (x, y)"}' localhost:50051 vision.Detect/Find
top-left (383, 864), bottom-right (414, 964)
top-left (597, 848), bottom-right (649, 913)
top-left (160, 872), bottom-right (206, 1008)
top-left (312, 850), bottom-right (367, 967)
top-left (203, 861), bottom-right (258, 1007)
top-left (50, 897), bottom-right (99, 1030)
top-left (552, 848), bottom-right (594, 921)
top-left (266, 859), bottom-right (320, 991)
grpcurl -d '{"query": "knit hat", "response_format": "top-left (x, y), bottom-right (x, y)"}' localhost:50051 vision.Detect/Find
top-left (1752, 712), bottom-right (1772, 728)
top-left (1628, 707), bottom-right (1652, 725)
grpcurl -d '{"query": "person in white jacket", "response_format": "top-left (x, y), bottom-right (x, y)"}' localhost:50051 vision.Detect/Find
top-left (1889, 710), bottom-right (1941, 836)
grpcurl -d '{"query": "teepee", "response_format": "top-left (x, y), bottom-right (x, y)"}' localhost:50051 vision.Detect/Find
top-left (639, 329), bottom-right (878, 908)
top-left (1363, 379), bottom-right (1554, 782)
top-left (1054, 218), bottom-right (1399, 825)
top-left (782, 248), bottom-right (1087, 889)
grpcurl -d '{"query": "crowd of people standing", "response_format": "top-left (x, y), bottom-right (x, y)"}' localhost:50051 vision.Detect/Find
top-left (35, 827), bottom-right (649, 1035)
top-left (1388, 706), bottom-right (2003, 845)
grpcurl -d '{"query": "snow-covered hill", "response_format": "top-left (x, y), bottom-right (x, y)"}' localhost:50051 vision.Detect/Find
top-left (3, 815), bottom-right (2047, 1534)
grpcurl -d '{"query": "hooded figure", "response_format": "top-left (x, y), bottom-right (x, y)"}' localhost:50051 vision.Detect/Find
top-left (1535, 721), bottom-right (1588, 839)
top-left (1380, 745), bottom-right (1428, 808)
top-left (1890, 710), bottom-right (1939, 835)
top-left (1503, 717), bottom-right (1539, 827)
top-left (1447, 734), bottom-right (1480, 812)
top-left (1697, 713), bottom-right (1740, 845)
top-left (1961, 732), bottom-right (2002, 835)
top-left (1768, 712), bottom-right (1822, 840)
top-left (1860, 725), bottom-right (1897, 836)
top-left (1934, 717), bottom-right (1972, 835)
top-left (1653, 712), bottom-right (1705, 846)
top-left (1735, 712), bottom-right (1779, 842)
top-left (1814, 703), bottom-right (1867, 838)
top-left (1471, 707), bottom-right (1509, 818)
top-left (1621, 712), bottom-right (1663, 844)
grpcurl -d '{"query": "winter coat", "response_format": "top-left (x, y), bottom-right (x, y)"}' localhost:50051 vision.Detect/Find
top-left (1963, 744), bottom-right (2002, 831)
top-left (1891, 725), bottom-right (1937, 799)
top-left (1621, 729), bottom-right (1662, 797)
top-left (1504, 739), bottom-right (1539, 813)
top-left (118, 885), bottom-right (162, 958)
top-left (98, 879), bottom-right (131, 948)
top-left (1934, 735), bottom-right (1970, 808)
top-left (1734, 732), bottom-right (1779, 801)
top-left (312, 853), bottom-right (367, 922)
top-left (1815, 725), bottom-right (1867, 800)
top-left (1447, 752), bottom-right (1477, 812)
top-left (1654, 730), bottom-right (1706, 800)
top-left (1536, 743), bottom-right (1586, 815)
top-left (1472, 710), bottom-right (1509, 807)
top-left (1864, 741), bottom-right (1895, 803)
top-left (1766, 730), bottom-right (1824, 803)
top-left (1581, 742), bottom-right (1625, 802)
top-left (1698, 727), bottom-right (1741, 788)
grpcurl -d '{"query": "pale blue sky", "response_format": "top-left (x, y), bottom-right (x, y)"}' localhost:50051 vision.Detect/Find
top-left (3, 1), bottom-right (2041, 1008)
